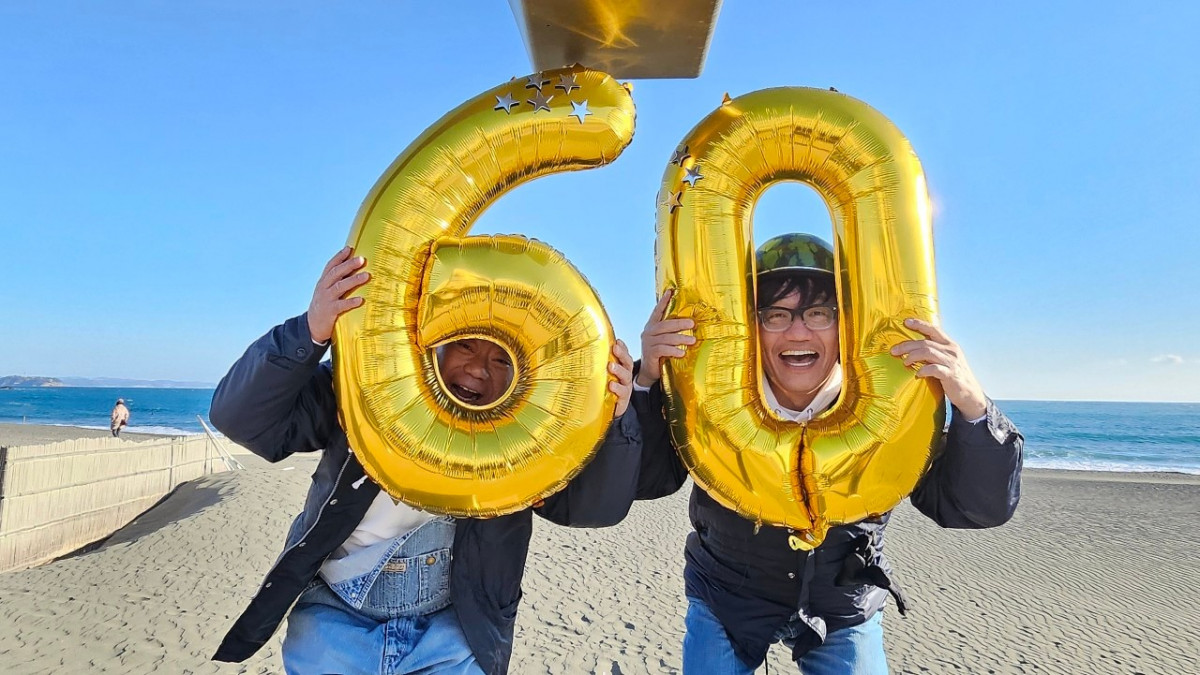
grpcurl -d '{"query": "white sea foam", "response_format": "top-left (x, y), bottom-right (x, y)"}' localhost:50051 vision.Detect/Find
top-left (125, 425), bottom-right (200, 436)
top-left (49, 423), bottom-right (198, 437)
top-left (1025, 457), bottom-right (1200, 475)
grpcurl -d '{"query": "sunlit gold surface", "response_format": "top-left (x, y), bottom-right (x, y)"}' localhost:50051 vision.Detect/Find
top-left (655, 87), bottom-right (946, 544)
top-left (509, 0), bottom-right (722, 78)
top-left (334, 66), bottom-right (635, 517)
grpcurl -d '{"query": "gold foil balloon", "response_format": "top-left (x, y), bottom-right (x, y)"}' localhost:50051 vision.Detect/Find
top-left (655, 87), bottom-right (946, 546)
top-left (333, 66), bottom-right (635, 517)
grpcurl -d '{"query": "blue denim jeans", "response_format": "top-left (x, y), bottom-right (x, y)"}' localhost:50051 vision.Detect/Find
top-left (319, 517), bottom-right (457, 616)
top-left (282, 518), bottom-right (483, 674)
top-left (682, 596), bottom-right (888, 675)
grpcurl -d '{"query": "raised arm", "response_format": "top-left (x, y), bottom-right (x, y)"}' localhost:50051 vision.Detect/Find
top-left (910, 399), bottom-right (1024, 527)
top-left (631, 290), bottom-right (693, 499)
top-left (892, 318), bottom-right (1024, 527)
top-left (209, 247), bottom-right (369, 462)
top-left (632, 378), bottom-right (689, 499)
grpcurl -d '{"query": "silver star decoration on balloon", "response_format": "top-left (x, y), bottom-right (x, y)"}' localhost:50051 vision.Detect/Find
top-left (555, 73), bottom-right (580, 94)
top-left (527, 92), bottom-right (553, 113)
top-left (525, 74), bottom-right (550, 91)
top-left (493, 93), bottom-right (519, 114)
top-left (569, 100), bottom-right (592, 124)
top-left (662, 190), bottom-right (683, 213)
top-left (670, 145), bottom-right (691, 166)
top-left (682, 165), bottom-right (704, 187)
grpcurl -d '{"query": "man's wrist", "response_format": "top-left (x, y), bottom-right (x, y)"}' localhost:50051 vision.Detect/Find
top-left (958, 399), bottom-right (988, 423)
top-left (633, 372), bottom-right (656, 389)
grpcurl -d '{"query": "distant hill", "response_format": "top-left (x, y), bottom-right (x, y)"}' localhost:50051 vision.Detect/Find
top-left (0, 376), bottom-right (214, 389)
top-left (56, 377), bottom-right (216, 389)
top-left (0, 376), bottom-right (65, 388)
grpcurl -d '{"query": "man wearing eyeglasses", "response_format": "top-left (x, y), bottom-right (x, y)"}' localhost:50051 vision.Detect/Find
top-left (633, 233), bottom-right (1024, 674)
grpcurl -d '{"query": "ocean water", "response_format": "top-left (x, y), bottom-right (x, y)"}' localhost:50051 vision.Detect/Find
top-left (0, 389), bottom-right (1197, 474)
top-left (0, 387), bottom-right (216, 436)
top-left (998, 400), bottom-right (1200, 475)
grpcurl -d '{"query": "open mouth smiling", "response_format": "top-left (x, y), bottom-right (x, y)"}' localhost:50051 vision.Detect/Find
top-left (779, 349), bottom-right (819, 367)
top-left (449, 383), bottom-right (484, 404)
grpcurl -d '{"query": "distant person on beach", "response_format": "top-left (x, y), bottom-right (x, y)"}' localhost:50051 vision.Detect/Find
top-left (110, 399), bottom-right (129, 437)
top-left (209, 246), bottom-right (641, 675)
top-left (633, 233), bottom-right (1025, 674)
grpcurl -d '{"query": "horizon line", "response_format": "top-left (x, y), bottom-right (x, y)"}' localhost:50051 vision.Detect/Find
top-left (2, 382), bottom-right (1197, 404)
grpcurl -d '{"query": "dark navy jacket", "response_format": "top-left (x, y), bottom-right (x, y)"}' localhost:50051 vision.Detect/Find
top-left (633, 380), bottom-right (1023, 667)
top-left (209, 314), bottom-right (642, 674)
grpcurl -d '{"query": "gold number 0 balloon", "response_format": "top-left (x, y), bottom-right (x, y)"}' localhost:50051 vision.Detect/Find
top-left (656, 88), bottom-right (945, 547)
top-left (333, 66), bottom-right (636, 517)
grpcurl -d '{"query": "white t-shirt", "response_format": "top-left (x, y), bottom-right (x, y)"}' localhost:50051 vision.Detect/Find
top-left (329, 491), bottom-right (439, 560)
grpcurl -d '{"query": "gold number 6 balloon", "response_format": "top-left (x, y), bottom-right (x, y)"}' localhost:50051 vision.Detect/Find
top-left (333, 66), bottom-right (636, 517)
top-left (656, 88), bottom-right (945, 547)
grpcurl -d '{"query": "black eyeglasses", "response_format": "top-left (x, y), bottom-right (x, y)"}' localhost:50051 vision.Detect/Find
top-left (757, 304), bottom-right (838, 332)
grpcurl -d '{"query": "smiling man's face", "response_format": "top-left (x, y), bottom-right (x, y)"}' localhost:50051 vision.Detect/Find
top-left (757, 288), bottom-right (840, 411)
top-left (437, 339), bottom-right (514, 406)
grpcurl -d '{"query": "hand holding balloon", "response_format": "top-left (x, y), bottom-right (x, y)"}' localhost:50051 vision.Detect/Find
top-left (609, 340), bottom-right (635, 418)
top-left (307, 247), bottom-right (369, 344)
top-left (891, 318), bottom-right (988, 421)
top-left (635, 290), bottom-right (696, 388)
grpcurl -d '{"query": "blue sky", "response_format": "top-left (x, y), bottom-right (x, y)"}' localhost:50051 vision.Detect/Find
top-left (1, 1), bottom-right (1197, 401)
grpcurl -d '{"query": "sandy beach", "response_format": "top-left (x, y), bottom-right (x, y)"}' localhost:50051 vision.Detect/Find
top-left (0, 428), bottom-right (1197, 674)
top-left (0, 422), bottom-right (174, 447)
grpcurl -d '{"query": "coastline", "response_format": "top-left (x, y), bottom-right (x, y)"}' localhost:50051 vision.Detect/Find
top-left (0, 422), bottom-right (183, 447)
top-left (1024, 466), bottom-right (1200, 484)
top-left (4, 423), bottom-right (1197, 482)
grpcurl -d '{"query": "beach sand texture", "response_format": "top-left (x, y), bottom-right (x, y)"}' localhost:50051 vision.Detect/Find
top-left (0, 444), bottom-right (1196, 674)
top-left (0, 422), bottom-right (173, 447)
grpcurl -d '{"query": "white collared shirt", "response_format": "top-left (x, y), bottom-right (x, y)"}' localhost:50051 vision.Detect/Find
top-left (633, 364), bottom-right (842, 422)
top-left (760, 364), bottom-right (843, 422)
